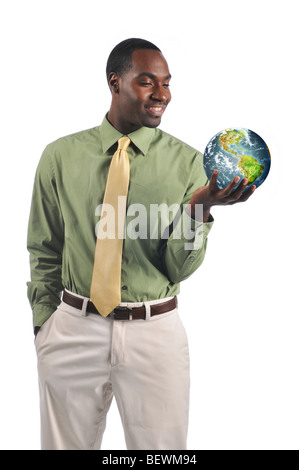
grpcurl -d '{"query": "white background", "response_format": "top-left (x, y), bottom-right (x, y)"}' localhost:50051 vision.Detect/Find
top-left (0, 0), bottom-right (298, 450)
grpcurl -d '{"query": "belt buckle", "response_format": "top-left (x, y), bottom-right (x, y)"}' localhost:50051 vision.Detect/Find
top-left (113, 305), bottom-right (133, 321)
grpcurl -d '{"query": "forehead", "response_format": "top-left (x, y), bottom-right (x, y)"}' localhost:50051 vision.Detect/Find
top-left (128, 49), bottom-right (170, 77)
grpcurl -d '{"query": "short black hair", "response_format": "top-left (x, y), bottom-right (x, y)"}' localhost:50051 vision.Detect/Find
top-left (106, 38), bottom-right (161, 82)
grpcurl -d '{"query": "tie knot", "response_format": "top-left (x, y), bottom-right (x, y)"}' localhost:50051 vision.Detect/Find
top-left (118, 136), bottom-right (131, 151)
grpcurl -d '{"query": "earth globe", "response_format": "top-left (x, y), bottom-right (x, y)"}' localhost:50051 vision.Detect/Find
top-left (203, 128), bottom-right (271, 191)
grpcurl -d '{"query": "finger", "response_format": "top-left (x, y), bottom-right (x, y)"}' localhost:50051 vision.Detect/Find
top-left (221, 175), bottom-right (241, 197)
top-left (231, 177), bottom-right (249, 200)
top-left (237, 184), bottom-right (256, 203)
top-left (222, 177), bottom-right (248, 204)
top-left (228, 183), bottom-right (256, 204)
top-left (209, 170), bottom-right (219, 190)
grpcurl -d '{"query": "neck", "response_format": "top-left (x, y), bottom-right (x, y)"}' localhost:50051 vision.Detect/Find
top-left (107, 110), bottom-right (141, 135)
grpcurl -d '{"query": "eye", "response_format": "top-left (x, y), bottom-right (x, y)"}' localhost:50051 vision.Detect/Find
top-left (139, 82), bottom-right (153, 87)
top-left (163, 83), bottom-right (170, 88)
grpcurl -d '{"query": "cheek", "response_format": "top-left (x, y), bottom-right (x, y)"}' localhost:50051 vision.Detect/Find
top-left (123, 92), bottom-right (143, 110)
top-left (117, 96), bottom-right (137, 116)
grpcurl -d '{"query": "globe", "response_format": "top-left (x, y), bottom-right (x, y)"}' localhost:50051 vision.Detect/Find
top-left (203, 128), bottom-right (271, 191)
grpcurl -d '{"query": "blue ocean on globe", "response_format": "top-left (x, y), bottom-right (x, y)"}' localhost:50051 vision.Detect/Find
top-left (203, 128), bottom-right (271, 191)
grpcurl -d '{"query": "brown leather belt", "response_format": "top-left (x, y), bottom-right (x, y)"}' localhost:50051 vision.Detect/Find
top-left (62, 290), bottom-right (177, 320)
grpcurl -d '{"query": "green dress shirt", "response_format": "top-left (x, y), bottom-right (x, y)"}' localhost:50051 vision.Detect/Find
top-left (27, 116), bottom-right (214, 328)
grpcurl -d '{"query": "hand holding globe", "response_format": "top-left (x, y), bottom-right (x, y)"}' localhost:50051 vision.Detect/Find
top-left (187, 128), bottom-right (270, 222)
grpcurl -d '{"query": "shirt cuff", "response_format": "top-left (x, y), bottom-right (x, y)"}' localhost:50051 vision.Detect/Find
top-left (171, 207), bottom-right (214, 251)
top-left (32, 304), bottom-right (57, 328)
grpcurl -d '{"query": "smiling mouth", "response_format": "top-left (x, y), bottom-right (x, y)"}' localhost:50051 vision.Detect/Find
top-left (146, 105), bottom-right (166, 117)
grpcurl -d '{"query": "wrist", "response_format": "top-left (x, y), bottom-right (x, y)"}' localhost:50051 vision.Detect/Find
top-left (202, 207), bottom-right (211, 223)
top-left (186, 201), bottom-right (211, 223)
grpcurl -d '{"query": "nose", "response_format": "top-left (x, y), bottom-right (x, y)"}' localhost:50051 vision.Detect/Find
top-left (151, 84), bottom-right (170, 102)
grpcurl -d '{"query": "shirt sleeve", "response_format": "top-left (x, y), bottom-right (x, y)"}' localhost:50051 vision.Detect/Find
top-left (161, 151), bottom-right (214, 284)
top-left (27, 145), bottom-right (64, 328)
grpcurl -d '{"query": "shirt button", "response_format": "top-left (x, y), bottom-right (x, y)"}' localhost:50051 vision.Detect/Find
top-left (122, 285), bottom-right (128, 290)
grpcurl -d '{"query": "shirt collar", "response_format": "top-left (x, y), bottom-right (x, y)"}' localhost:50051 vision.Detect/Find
top-left (99, 115), bottom-right (155, 156)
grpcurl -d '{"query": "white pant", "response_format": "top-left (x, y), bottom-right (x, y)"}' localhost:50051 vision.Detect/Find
top-left (35, 294), bottom-right (190, 450)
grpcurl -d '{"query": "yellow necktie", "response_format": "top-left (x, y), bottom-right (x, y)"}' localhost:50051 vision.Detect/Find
top-left (90, 136), bottom-right (131, 317)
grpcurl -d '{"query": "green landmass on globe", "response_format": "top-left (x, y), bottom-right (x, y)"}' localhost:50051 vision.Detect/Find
top-left (219, 129), bottom-right (264, 185)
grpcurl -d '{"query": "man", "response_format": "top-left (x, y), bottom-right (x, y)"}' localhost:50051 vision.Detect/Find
top-left (27, 38), bottom-right (255, 451)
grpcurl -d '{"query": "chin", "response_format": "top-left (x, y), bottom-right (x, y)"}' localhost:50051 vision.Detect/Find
top-left (142, 117), bottom-right (162, 129)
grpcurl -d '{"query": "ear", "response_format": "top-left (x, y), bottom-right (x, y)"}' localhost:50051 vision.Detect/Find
top-left (108, 72), bottom-right (120, 94)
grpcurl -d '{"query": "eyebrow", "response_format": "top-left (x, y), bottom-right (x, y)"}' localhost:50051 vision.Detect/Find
top-left (136, 72), bottom-right (172, 80)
